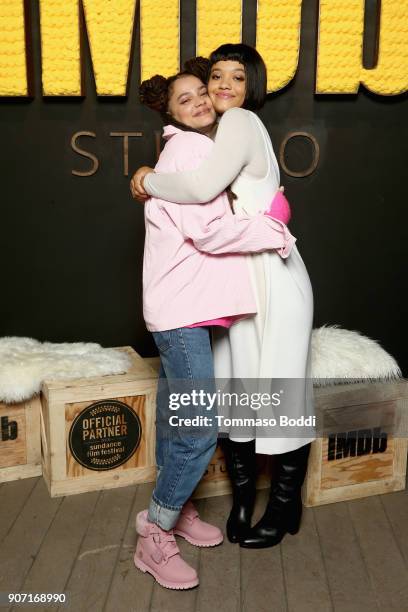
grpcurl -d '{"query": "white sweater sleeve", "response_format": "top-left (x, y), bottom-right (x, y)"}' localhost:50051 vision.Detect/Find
top-left (144, 107), bottom-right (252, 203)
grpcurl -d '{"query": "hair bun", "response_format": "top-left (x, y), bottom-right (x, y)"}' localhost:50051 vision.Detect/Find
top-left (139, 75), bottom-right (168, 112)
top-left (183, 56), bottom-right (210, 83)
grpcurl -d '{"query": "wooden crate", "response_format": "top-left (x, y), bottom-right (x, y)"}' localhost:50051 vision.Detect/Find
top-left (144, 356), bottom-right (161, 374)
top-left (0, 396), bottom-right (42, 482)
top-left (194, 444), bottom-right (273, 500)
top-left (302, 380), bottom-right (408, 507)
top-left (41, 347), bottom-right (157, 497)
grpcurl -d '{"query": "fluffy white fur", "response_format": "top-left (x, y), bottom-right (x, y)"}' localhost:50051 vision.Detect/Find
top-left (312, 325), bottom-right (401, 385)
top-left (0, 328), bottom-right (402, 403)
top-left (0, 337), bottom-right (132, 403)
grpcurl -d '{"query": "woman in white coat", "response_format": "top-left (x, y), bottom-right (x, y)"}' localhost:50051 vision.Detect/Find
top-left (131, 44), bottom-right (316, 549)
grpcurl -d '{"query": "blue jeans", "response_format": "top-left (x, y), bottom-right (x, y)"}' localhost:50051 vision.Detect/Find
top-left (148, 326), bottom-right (218, 530)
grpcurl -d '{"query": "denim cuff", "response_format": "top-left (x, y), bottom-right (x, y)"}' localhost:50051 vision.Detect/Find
top-left (148, 495), bottom-right (182, 531)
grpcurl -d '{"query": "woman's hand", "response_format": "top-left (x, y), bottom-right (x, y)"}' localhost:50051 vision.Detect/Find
top-left (130, 166), bottom-right (154, 202)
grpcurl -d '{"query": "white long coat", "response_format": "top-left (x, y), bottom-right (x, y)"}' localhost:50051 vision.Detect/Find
top-left (212, 113), bottom-right (316, 455)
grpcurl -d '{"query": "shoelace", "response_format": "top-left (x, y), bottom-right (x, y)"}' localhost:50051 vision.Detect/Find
top-left (150, 528), bottom-right (179, 563)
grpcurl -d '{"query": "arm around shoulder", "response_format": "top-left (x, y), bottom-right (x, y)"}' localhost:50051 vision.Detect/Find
top-left (144, 109), bottom-right (253, 203)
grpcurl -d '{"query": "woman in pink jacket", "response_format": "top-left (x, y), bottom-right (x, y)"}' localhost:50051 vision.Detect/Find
top-left (134, 64), bottom-right (295, 590)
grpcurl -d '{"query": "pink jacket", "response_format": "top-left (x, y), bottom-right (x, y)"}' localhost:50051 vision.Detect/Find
top-left (142, 125), bottom-right (296, 332)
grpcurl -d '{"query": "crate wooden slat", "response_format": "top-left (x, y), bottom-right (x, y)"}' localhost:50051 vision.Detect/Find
top-left (144, 356), bottom-right (160, 375)
top-left (302, 379), bottom-right (408, 506)
top-left (193, 444), bottom-right (273, 500)
top-left (41, 347), bottom-right (158, 497)
top-left (0, 396), bottom-right (42, 482)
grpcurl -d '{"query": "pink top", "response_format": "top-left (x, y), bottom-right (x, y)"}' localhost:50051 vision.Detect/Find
top-left (267, 189), bottom-right (292, 225)
top-left (142, 125), bottom-right (296, 332)
top-left (187, 314), bottom-right (246, 329)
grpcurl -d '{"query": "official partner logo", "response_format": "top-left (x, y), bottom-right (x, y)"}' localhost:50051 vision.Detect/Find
top-left (69, 399), bottom-right (141, 471)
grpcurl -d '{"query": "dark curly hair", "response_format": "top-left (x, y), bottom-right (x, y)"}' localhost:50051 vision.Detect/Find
top-left (183, 56), bottom-right (210, 84)
top-left (139, 74), bottom-right (168, 112)
top-left (139, 57), bottom-right (211, 120)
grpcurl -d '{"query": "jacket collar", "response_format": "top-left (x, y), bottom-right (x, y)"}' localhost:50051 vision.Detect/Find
top-left (162, 124), bottom-right (183, 140)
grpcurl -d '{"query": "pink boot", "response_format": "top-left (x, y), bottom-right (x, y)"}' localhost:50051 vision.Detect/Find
top-left (174, 500), bottom-right (224, 547)
top-left (134, 510), bottom-right (199, 590)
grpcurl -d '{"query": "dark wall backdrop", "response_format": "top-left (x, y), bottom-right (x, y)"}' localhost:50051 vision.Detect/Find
top-left (1, 1), bottom-right (407, 375)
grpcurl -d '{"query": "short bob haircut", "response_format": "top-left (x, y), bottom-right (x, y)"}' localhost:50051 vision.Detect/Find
top-left (208, 43), bottom-right (267, 111)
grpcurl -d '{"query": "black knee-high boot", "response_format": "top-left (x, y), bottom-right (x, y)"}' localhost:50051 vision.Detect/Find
top-left (220, 438), bottom-right (257, 543)
top-left (240, 443), bottom-right (311, 549)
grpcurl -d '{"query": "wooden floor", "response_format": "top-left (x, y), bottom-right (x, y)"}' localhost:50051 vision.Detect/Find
top-left (0, 477), bottom-right (407, 612)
